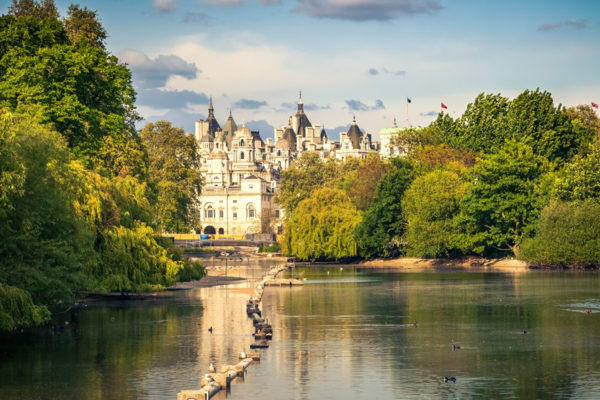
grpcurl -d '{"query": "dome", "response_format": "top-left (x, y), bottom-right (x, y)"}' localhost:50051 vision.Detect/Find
top-left (347, 117), bottom-right (362, 150)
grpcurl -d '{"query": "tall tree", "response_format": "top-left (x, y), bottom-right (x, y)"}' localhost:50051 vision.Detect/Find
top-left (8, 0), bottom-right (58, 19)
top-left (461, 140), bottom-right (549, 256)
top-left (402, 168), bottom-right (467, 258)
top-left (355, 157), bottom-right (415, 258)
top-left (140, 121), bottom-right (202, 233)
top-left (63, 4), bottom-right (107, 48)
top-left (276, 152), bottom-right (339, 215)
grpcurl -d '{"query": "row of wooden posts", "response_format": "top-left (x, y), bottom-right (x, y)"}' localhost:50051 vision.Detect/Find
top-left (177, 264), bottom-right (292, 400)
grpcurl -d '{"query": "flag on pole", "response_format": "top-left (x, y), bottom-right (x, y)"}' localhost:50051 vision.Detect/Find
top-left (593, 102), bottom-right (599, 109)
top-left (441, 102), bottom-right (448, 109)
top-left (407, 97), bottom-right (412, 104)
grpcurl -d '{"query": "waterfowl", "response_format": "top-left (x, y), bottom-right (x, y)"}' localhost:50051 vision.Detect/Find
top-left (452, 345), bottom-right (461, 351)
top-left (208, 326), bottom-right (213, 333)
top-left (209, 362), bottom-right (216, 373)
top-left (444, 377), bottom-right (456, 383)
top-left (240, 351), bottom-right (247, 359)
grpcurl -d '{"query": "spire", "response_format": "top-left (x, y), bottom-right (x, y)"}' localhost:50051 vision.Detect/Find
top-left (352, 114), bottom-right (356, 124)
top-left (298, 90), bottom-right (303, 105)
top-left (297, 90), bottom-right (304, 113)
top-left (208, 96), bottom-right (214, 115)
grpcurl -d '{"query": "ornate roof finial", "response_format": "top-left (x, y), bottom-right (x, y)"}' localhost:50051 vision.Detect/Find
top-left (208, 96), bottom-right (214, 113)
top-left (298, 89), bottom-right (303, 105)
top-left (352, 114), bottom-right (356, 124)
top-left (229, 109), bottom-right (232, 117)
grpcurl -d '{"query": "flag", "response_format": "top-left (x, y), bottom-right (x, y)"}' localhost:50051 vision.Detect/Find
top-left (593, 102), bottom-right (599, 109)
top-left (441, 102), bottom-right (448, 109)
top-left (407, 97), bottom-right (412, 104)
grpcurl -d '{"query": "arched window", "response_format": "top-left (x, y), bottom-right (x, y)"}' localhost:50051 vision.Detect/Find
top-left (277, 150), bottom-right (281, 156)
top-left (240, 151), bottom-right (245, 160)
top-left (218, 227), bottom-right (224, 234)
top-left (240, 139), bottom-right (245, 146)
top-left (247, 204), bottom-right (256, 219)
top-left (205, 205), bottom-right (214, 219)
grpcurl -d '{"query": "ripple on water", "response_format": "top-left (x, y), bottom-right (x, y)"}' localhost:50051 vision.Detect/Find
top-left (561, 299), bottom-right (600, 313)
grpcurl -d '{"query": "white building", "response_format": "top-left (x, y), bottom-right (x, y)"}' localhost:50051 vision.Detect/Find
top-left (378, 118), bottom-right (405, 158)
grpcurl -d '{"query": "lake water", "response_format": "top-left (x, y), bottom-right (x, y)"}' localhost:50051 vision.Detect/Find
top-left (1, 265), bottom-right (600, 399)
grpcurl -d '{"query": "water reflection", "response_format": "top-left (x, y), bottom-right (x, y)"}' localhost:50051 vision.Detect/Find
top-left (0, 266), bottom-right (599, 400)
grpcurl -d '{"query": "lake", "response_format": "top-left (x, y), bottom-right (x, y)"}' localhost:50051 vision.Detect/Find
top-left (1, 265), bottom-right (599, 399)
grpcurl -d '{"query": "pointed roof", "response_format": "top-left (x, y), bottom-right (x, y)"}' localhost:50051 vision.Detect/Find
top-left (222, 110), bottom-right (237, 147)
top-left (295, 90), bottom-right (311, 138)
top-left (347, 116), bottom-right (363, 150)
top-left (205, 96), bottom-right (221, 136)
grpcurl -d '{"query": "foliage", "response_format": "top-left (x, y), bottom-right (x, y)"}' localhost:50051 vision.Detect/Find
top-left (259, 243), bottom-right (281, 253)
top-left (402, 168), bottom-right (468, 258)
top-left (281, 188), bottom-right (362, 260)
top-left (520, 201), bottom-right (600, 267)
top-left (461, 140), bottom-right (549, 255)
top-left (139, 121), bottom-right (202, 233)
top-left (505, 89), bottom-right (577, 161)
top-left (8, 0), bottom-right (58, 19)
top-left (390, 126), bottom-right (442, 155)
top-left (276, 152), bottom-right (339, 215)
top-left (0, 3), bottom-right (138, 163)
top-left (335, 153), bottom-right (388, 211)
top-left (355, 157), bottom-right (415, 258)
top-left (0, 284), bottom-right (51, 331)
top-left (566, 104), bottom-right (600, 151)
top-left (552, 140), bottom-right (600, 202)
top-left (411, 144), bottom-right (476, 171)
top-left (63, 4), bottom-right (107, 48)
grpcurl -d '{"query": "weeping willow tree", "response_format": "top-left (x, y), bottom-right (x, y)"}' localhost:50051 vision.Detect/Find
top-left (281, 188), bottom-right (362, 260)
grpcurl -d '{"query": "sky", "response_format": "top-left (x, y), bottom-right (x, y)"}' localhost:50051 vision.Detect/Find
top-left (6, 0), bottom-right (600, 139)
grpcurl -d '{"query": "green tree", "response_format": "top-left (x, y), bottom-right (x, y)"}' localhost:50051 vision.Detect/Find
top-left (552, 140), bottom-right (600, 202)
top-left (520, 200), bottom-right (600, 267)
top-left (335, 153), bottom-right (388, 211)
top-left (505, 89), bottom-right (576, 161)
top-left (0, 8), bottom-right (138, 161)
top-left (140, 121), bottom-right (202, 233)
top-left (8, 0), bottom-right (58, 19)
top-left (402, 168), bottom-right (467, 258)
top-left (63, 4), bottom-right (107, 48)
top-left (281, 188), bottom-right (362, 260)
top-left (390, 126), bottom-right (442, 155)
top-left (355, 157), bottom-right (415, 258)
top-left (461, 140), bottom-right (549, 255)
top-left (276, 152), bottom-right (339, 215)
top-left (451, 93), bottom-right (510, 152)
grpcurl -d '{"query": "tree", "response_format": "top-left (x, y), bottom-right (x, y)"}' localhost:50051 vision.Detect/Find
top-left (139, 121), bottom-right (202, 233)
top-left (520, 200), bottom-right (600, 268)
top-left (505, 89), bottom-right (577, 161)
top-left (63, 4), bottom-right (107, 48)
top-left (355, 157), bottom-right (415, 258)
top-left (451, 93), bottom-right (510, 152)
top-left (402, 168), bottom-right (467, 258)
top-left (276, 152), bottom-right (339, 215)
top-left (281, 188), bottom-right (362, 260)
top-left (390, 126), bottom-right (442, 155)
top-left (336, 153), bottom-right (388, 211)
top-left (411, 144), bottom-right (476, 170)
top-left (566, 104), bottom-right (599, 152)
top-left (8, 0), bottom-right (58, 19)
top-left (461, 140), bottom-right (549, 256)
top-left (552, 140), bottom-right (600, 202)
top-left (0, 8), bottom-right (138, 162)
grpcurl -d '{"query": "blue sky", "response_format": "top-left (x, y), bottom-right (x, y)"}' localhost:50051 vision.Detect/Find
top-left (8, 0), bottom-right (599, 138)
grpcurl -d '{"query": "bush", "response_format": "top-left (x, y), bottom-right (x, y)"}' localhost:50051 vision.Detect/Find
top-left (259, 243), bottom-right (280, 253)
top-left (0, 284), bottom-right (51, 332)
top-left (520, 200), bottom-right (600, 267)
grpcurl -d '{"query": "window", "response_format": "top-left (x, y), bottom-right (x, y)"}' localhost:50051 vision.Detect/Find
top-left (247, 204), bottom-right (256, 219)
top-left (240, 152), bottom-right (245, 160)
top-left (240, 139), bottom-right (245, 146)
top-left (275, 210), bottom-right (280, 218)
top-left (233, 200), bottom-right (237, 203)
top-left (205, 205), bottom-right (214, 219)
top-left (233, 212), bottom-right (238, 220)
top-left (219, 209), bottom-right (224, 219)
top-left (249, 184), bottom-right (253, 189)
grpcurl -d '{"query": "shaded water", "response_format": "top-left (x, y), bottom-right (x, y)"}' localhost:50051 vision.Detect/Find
top-left (1, 266), bottom-right (600, 399)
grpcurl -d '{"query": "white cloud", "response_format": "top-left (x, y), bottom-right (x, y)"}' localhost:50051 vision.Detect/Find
top-left (153, 0), bottom-right (179, 13)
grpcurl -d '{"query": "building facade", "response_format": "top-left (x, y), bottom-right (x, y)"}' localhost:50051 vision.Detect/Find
top-left (195, 93), bottom-right (381, 236)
